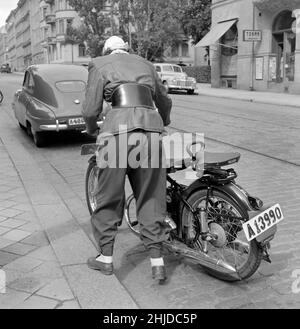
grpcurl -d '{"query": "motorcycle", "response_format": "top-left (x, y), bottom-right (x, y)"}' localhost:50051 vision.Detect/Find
top-left (81, 137), bottom-right (283, 282)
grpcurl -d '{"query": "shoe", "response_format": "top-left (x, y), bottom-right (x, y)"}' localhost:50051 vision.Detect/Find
top-left (152, 265), bottom-right (167, 283)
top-left (87, 257), bottom-right (114, 275)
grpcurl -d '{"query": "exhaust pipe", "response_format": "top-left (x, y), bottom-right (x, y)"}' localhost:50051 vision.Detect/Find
top-left (163, 240), bottom-right (241, 280)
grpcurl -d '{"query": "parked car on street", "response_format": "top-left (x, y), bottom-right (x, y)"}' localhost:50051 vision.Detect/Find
top-left (153, 63), bottom-right (196, 94)
top-left (12, 64), bottom-right (88, 147)
top-left (0, 63), bottom-right (12, 73)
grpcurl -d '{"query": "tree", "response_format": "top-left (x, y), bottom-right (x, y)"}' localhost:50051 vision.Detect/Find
top-left (117, 0), bottom-right (184, 61)
top-left (67, 0), bottom-right (112, 57)
top-left (66, 0), bottom-right (189, 61)
top-left (180, 0), bottom-right (212, 45)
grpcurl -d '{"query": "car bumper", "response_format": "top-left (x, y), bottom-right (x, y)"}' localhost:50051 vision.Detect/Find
top-left (39, 120), bottom-right (103, 132)
top-left (168, 82), bottom-right (196, 90)
top-left (39, 120), bottom-right (85, 132)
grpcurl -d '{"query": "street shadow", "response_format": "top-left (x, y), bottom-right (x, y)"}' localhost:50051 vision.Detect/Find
top-left (168, 90), bottom-right (198, 96)
top-left (115, 234), bottom-right (186, 285)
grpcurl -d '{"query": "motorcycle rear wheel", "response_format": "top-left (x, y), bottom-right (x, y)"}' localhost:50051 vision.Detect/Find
top-left (181, 189), bottom-right (263, 282)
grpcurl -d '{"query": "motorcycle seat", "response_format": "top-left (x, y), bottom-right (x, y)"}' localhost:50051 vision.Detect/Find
top-left (204, 152), bottom-right (240, 168)
top-left (170, 152), bottom-right (240, 171)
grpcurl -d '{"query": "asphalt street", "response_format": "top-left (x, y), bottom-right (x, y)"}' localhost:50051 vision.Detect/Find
top-left (0, 73), bottom-right (300, 308)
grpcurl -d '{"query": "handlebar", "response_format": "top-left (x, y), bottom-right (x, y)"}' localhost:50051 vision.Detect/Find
top-left (81, 120), bottom-right (103, 134)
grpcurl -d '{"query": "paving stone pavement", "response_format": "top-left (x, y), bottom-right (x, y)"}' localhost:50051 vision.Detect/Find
top-left (0, 142), bottom-right (80, 309)
top-left (1, 74), bottom-right (300, 309)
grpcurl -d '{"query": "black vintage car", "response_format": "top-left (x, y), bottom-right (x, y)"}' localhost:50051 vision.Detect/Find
top-left (12, 64), bottom-right (89, 147)
top-left (0, 63), bottom-right (12, 73)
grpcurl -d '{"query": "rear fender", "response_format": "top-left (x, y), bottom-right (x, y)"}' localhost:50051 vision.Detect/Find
top-left (183, 180), bottom-right (254, 212)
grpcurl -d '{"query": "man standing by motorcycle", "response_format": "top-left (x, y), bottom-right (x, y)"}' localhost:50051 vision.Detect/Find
top-left (82, 36), bottom-right (172, 282)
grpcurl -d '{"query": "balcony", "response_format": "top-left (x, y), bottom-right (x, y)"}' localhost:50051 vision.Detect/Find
top-left (41, 40), bottom-right (48, 48)
top-left (56, 34), bottom-right (66, 43)
top-left (46, 14), bottom-right (56, 24)
top-left (47, 37), bottom-right (56, 45)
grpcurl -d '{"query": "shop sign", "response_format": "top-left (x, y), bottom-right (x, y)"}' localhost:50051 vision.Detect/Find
top-left (243, 30), bottom-right (262, 42)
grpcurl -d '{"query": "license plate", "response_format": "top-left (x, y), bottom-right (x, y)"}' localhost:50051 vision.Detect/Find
top-left (68, 117), bottom-right (85, 126)
top-left (243, 204), bottom-right (284, 241)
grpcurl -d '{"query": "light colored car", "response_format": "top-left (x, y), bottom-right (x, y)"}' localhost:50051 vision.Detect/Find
top-left (153, 63), bottom-right (196, 94)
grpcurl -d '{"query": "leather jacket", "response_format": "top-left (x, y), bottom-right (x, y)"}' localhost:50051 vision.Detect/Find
top-left (82, 53), bottom-right (172, 135)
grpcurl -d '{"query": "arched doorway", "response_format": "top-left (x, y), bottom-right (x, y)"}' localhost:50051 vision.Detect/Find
top-left (272, 10), bottom-right (296, 83)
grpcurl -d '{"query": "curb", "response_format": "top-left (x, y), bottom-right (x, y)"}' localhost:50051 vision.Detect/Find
top-left (0, 108), bottom-right (138, 309)
top-left (195, 84), bottom-right (300, 109)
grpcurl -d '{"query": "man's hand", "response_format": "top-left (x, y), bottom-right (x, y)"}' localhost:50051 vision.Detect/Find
top-left (89, 128), bottom-right (100, 138)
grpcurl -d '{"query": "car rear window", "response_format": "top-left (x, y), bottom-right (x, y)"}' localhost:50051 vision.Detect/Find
top-left (55, 80), bottom-right (86, 93)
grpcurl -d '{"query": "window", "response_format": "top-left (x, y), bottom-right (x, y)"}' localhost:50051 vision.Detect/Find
top-left (155, 66), bottom-right (161, 72)
top-left (57, 0), bottom-right (64, 10)
top-left (171, 45), bottom-right (179, 57)
top-left (173, 66), bottom-right (182, 73)
top-left (78, 44), bottom-right (86, 57)
top-left (182, 42), bottom-right (189, 57)
top-left (57, 19), bottom-right (65, 34)
top-left (221, 24), bottom-right (238, 56)
top-left (42, 7), bottom-right (47, 20)
top-left (55, 81), bottom-right (86, 93)
top-left (23, 72), bottom-right (34, 92)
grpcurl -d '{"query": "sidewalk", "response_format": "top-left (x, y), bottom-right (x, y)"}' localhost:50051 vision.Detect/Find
top-left (0, 109), bottom-right (138, 309)
top-left (196, 83), bottom-right (300, 108)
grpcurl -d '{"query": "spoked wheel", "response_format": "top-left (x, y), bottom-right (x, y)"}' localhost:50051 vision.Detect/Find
top-left (124, 194), bottom-right (140, 236)
top-left (85, 160), bottom-right (100, 215)
top-left (181, 189), bottom-right (263, 281)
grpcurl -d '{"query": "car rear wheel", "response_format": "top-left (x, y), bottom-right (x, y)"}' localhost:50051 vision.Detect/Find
top-left (187, 89), bottom-right (194, 95)
top-left (27, 122), bottom-right (46, 147)
top-left (19, 122), bottom-right (26, 131)
top-left (32, 131), bottom-right (46, 148)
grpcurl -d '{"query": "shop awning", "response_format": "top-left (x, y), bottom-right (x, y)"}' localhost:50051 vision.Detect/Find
top-left (195, 19), bottom-right (238, 47)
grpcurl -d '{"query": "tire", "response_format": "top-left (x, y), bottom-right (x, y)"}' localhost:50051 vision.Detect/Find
top-left (0, 91), bottom-right (3, 104)
top-left (19, 122), bottom-right (26, 131)
top-left (181, 189), bottom-right (263, 282)
top-left (32, 131), bottom-right (46, 148)
top-left (187, 89), bottom-right (194, 95)
top-left (85, 159), bottom-right (99, 215)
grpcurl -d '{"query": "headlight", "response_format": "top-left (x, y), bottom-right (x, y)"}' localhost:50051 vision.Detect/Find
top-left (168, 78), bottom-right (177, 83)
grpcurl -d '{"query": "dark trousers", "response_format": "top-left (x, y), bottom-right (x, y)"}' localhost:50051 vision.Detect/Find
top-left (91, 131), bottom-right (167, 258)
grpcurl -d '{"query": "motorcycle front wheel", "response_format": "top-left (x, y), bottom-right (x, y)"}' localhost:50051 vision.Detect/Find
top-left (181, 189), bottom-right (263, 282)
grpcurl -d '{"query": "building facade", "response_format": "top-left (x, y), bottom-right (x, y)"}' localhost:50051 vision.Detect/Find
top-left (5, 10), bottom-right (17, 70)
top-left (2, 0), bottom-right (90, 70)
top-left (39, 0), bottom-right (90, 65)
top-left (197, 0), bottom-right (300, 94)
top-left (0, 26), bottom-right (8, 65)
top-left (1, 0), bottom-right (197, 70)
